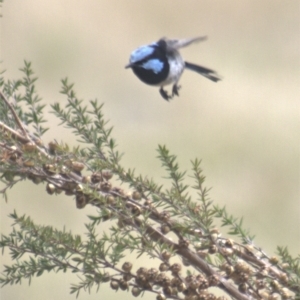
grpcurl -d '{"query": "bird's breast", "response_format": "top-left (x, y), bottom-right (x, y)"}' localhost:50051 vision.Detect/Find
top-left (159, 52), bottom-right (185, 86)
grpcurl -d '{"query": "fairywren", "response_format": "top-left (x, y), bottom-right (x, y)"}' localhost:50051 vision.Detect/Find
top-left (125, 36), bottom-right (221, 101)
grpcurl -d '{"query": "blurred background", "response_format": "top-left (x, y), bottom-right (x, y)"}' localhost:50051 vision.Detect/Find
top-left (1, 1), bottom-right (299, 299)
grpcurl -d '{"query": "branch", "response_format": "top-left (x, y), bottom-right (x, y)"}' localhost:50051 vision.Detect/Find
top-left (0, 66), bottom-right (298, 300)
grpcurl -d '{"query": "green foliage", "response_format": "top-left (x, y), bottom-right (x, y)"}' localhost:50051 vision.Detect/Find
top-left (0, 62), bottom-right (298, 300)
top-left (213, 205), bottom-right (255, 244)
top-left (277, 246), bottom-right (300, 293)
top-left (0, 61), bottom-right (48, 137)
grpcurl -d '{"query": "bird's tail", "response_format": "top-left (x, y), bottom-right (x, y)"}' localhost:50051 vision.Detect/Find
top-left (185, 61), bottom-right (221, 82)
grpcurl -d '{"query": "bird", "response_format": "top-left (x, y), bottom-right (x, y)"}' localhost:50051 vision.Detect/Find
top-left (125, 36), bottom-right (221, 101)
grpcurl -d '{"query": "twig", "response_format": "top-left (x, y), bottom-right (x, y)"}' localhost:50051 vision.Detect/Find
top-left (0, 91), bottom-right (30, 140)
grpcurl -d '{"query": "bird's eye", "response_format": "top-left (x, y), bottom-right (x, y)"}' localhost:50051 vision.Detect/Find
top-left (141, 59), bottom-right (164, 74)
top-left (130, 46), bottom-right (155, 63)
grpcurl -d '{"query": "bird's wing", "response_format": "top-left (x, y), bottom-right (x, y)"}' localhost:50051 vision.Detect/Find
top-left (166, 36), bottom-right (208, 50)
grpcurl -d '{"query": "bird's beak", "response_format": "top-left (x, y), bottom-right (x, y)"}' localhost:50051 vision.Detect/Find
top-left (125, 63), bottom-right (133, 69)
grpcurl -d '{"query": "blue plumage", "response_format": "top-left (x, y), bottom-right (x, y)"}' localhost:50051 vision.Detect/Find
top-left (126, 36), bottom-right (221, 101)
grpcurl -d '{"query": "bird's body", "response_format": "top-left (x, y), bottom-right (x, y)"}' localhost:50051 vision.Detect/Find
top-left (126, 36), bottom-right (221, 100)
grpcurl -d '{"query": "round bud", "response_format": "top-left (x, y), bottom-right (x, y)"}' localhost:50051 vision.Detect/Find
top-left (170, 263), bottom-right (182, 275)
top-left (102, 170), bottom-right (113, 180)
top-left (122, 262), bottom-right (133, 272)
top-left (161, 251), bottom-right (172, 261)
top-left (48, 141), bottom-right (59, 153)
top-left (23, 159), bottom-right (35, 167)
top-left (106, 195), bottom-right (116, 205)
top-left (22, 142), bottom-right (37, 152)
top-left (255, 279), bottom-right (264, 290)
top-left (209, 274), bottom-right (219, 287)
top-left (102, 272), bottom-right (110, 282)
top-left (43, 164), bottom-right (56, 174)
top-left (278, 272), bottom-right (288, 284)
top-left (119, 280), bottom-right (129, 291)
top-left (82, 176), bottom-right (91, 184)
top-left (160, 211), bottom-right (170, 222)
top-left (238, 283), bottom-right (247, 293)
top-left (208, 245), bottom-right (217, 254)
top-left (91, 173), bottom-right (102, 183)
top-left (123, 273), bottom-right (132, 281)
top-left (162, 286), bottom-right (173, 296)
top-left (46, 183), bottom-right (56, 195)
top-left (196, 250), bottom-right (207, 259)
top-left (76, 184), bottom-right (83, 193)
top-left (156, 293), bottom-right (166, 300)
top-left (225, 239), bottom-right (234, 248)
top-left (269, 256), bottom-right (279, 265)
top-left (110, 280), bottom-right (119, 290)
top-left (136, 267), bottom-right (148, 276)
top-left (146, 268), bottom-right (158, 281)
top-left (132, 190), bottom-right (142, 200)
top-left (221, 248), bottom-right (234, 257)
top-left (71, 161), bottom-right (85, 172)
top-left (76, 194), bottom-right (87, 209)
top-left (177, 282), bottom-right (187, 292)
top-left (159, 263), bottom-right (169, 272)
top-left (178, 238), bottom-right (189, 248)
top-left (270, 280), bottom-right (280, 292)
top-left (131, 287), bottom-right (141, 297)
top-left (161, 225), bottom-right (170, 234)
top-left (100, 181), bottom-right (112, 192)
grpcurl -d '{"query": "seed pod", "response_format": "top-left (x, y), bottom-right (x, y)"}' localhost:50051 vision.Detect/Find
top-left (119, 280), bottom-right (129, 291)
top-left (270, 256), bottom-right (279, 265)
top-left (238, 283), bottom-right (247, 293)
top-left (43, 164), bottom-right (56, 174)
top-left (170, 263), bottom-right (182, 275)
top-left (91, 173), bottom-right (102, 183)
top-left (102, 170), bottom-right (113, 180)
top-left (23, 159), bottom-right (35, 167)
top-left (178, 238), bottom-right (189, 248)
top-left (208, 275), bottom-right (219, 287)
top-left (71, 161), bottom-right (85, 172)
top-left (46, 183), bottom-right (56, 195)
top-left (110, 280), bottom-right (119, 290)
top-left (162, 286), bottom-right (173, 296)
top-left (136, 267), bottom-right (148, 276)
top-left (100, 181), bottom-right (112, 192)
top-left (82, 176), bottom-right (91, 184)
top-left (131, 287), bottom-right (141, 297)
top-left (159, 263), bottom-right (169, 272)
top-left (156, 293), bottom-right (166, 300)
top-left (132, 190), bottom-right (142, 200)
top-left (161, 251), bottom-right (172, 261)
top-left (48, 141), bottom-right (59, 154)
top-left (146, 268), bottom-right (158, 281)
top-left (123, 273), bottom-right (132, 281)
top-left (224, 239), bottom-right (234, 248)
top-left (23, 142), bottom-right (37, 152)
top-left (161, 224), bottom-right (171, 234)
top-left (122, 262), bottom-right (133, 272)
top-left (155, 272), bottom-right (168, 286)
top-left (177, 282), bottom-right (187, 292)
top-left (102, 272), bottom-right (110, 282)
top-left (76, 194), bottom-right (87, 209)
top-left (160, 211), bottom-right (170, 222)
